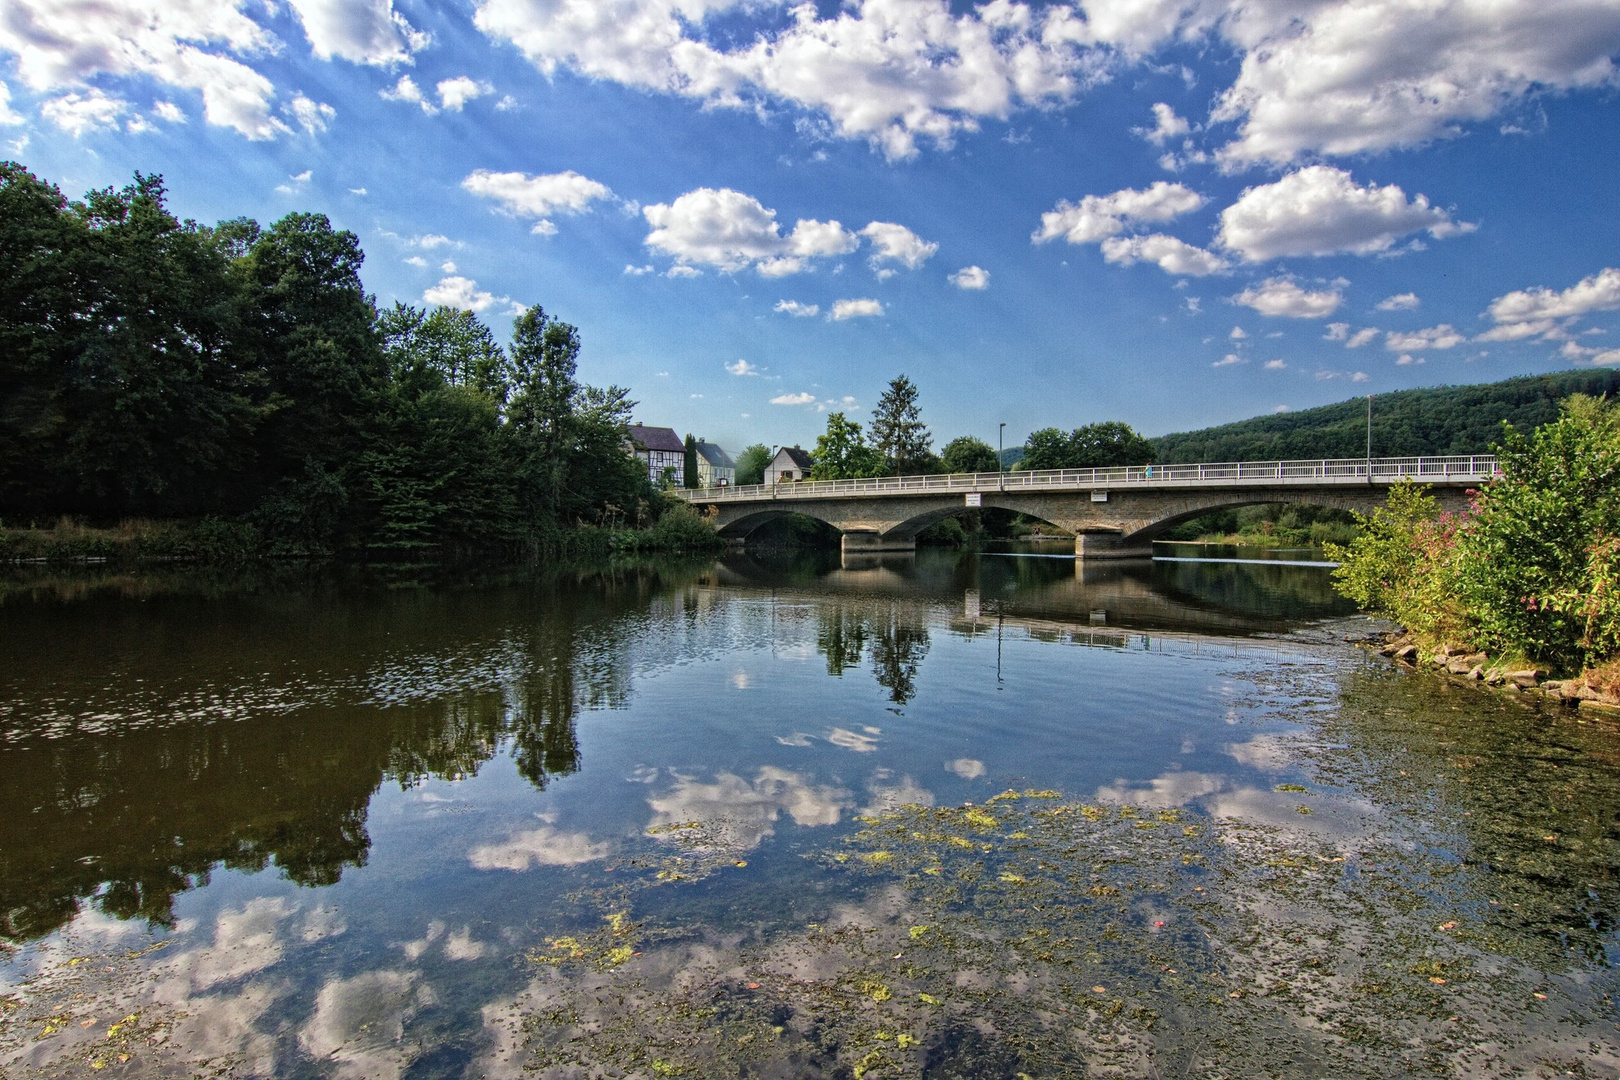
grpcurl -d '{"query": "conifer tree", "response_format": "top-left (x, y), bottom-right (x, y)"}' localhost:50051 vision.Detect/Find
top-left (869, 374), bottom-right (932, 475)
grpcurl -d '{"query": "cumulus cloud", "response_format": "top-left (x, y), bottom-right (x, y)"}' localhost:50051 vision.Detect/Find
top-left (287, 0), bottom-right (427, 66)
top-left (462, 169), bottom-right (614, 235)
top-left (1233, 277), bottom-right (1342, 318)
top-left (642, 187), bottom-right (861, 275)
top-left (437, 76), bottom-right (492, 111)
top-left (1033, 181), bottom-right (1205, 246)
top-left (1488, 267), bottom-right (1620, 323)
top-left (1229, 325), bottom-right (1247, 340)
top-left (949, 265), bottom-right (990, 290)
top-left (1384, 324), bottom-right (1465, 351)
top-left (1212, 353), bottom-right (1245, 367)
top-left (1209, 0), bottom-right (1620, 166)
top-left (1264, 358), bottom-right (1288, 369)
top-left (1396, 353), bottom-right (1424, 365)
top-left (287, 94), bottom-right (335, 134)
top-left (0, 82), bottom-right (22, 127)
top-left (1217, 166), bottom-right (1471, 261)
top-left (1137, 101), bottom-right (1191, 144)
top-left (381, 74), bottom-right (430, 109)
top-left (1100, 233), bottom-right (1228, 276)
top-left (831, 298), bottom-right (884, 320)
top-left (0, 0), bottom-right (288, 139)
top-left (860, 222), bottom-right (938, 270)
top-left (1377, 292), bottom-right (1421, 311)
top-left (775, 300), bottom-right (820, 317)
top-left (1561, 341), bottom-right (1620, 365)
top-left (41, 89), bottom-right (128, 135)
top-left (473, 0), bottom-right (1096, 160)
top-left (771, 391), bottom-right (817, 405)
top-left (725, 358), bottom-right (761, 375)
top-left (424, 275), bottom-right (502, 312)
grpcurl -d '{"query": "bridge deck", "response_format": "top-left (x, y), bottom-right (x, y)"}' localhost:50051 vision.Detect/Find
top-left (679, 455), bottom-right (1497, 503)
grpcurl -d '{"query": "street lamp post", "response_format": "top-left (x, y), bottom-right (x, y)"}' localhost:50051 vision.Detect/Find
top-left (998, 423), bottom-right (1006, 492)
top-left (1365, 395), bottom-right (1373, 483)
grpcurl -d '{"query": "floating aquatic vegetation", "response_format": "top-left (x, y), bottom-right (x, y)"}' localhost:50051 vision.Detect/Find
top-left (491, 787), bottom-right (1620, 1078)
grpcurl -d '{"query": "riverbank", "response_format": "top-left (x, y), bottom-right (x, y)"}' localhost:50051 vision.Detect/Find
top-left (1377, 628), bottom-right (1620, 714)
top-left (0, 504), bottom-right (724, 566)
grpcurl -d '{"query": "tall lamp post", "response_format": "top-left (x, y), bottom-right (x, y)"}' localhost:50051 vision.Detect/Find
top-left (1365, 394), bottom-right (1373, 483)
top-left (998, 423), bottom-right (1006, 492)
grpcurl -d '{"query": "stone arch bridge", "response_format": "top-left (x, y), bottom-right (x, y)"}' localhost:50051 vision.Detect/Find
top-left (678, 456), bottom-right (1494, 558)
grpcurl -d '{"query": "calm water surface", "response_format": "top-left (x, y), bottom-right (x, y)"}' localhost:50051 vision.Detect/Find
top-left (2, 548), bottom-right (1618, 1078)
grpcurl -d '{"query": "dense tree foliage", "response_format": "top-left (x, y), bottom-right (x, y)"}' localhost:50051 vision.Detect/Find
top-left (735, 443), bottom-right (771, 485)
top-left (1330, 395), bottom-right (1620, 674)
top-left (0, 163), bottom-right (670, 558)
top-left (810, 412), bottom-right (884, 479)
top-left (1018, 422), bottom-right (1157, 470)
top-left (869, 375), bottom-right (932, 475)
top-left (1154, 371), bottom-right (1620, 463)
top-left (939, 435), bottom-right (1000, 474)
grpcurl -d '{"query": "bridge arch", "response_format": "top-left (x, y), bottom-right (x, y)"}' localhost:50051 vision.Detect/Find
top-left (1115, 492), bottom-right (1374, 545)
top-left (714, 507), bottom-right (843, 539)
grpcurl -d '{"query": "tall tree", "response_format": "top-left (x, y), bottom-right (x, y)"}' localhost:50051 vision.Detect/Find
top-left (1019, 422), bottom-right (1156, 470)
top-left (869, 374), bottom-right (932, 475)
top-left (683, 433), bottom-right (700, 488)
top-left (811, 412), bottom-right (884, 479)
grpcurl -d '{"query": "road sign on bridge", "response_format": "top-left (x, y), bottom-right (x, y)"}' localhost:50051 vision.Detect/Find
top-left (674, 455), bottom-right (1494, 557)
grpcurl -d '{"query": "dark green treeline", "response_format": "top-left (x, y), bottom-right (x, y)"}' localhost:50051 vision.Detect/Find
top-left (0, 163), bottom-right (663, 557)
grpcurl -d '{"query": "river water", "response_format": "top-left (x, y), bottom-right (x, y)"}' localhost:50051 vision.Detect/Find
top-left (1, 547), bottom-right (1618, 1078)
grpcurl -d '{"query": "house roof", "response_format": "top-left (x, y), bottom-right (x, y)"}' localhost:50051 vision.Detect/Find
top-left (694, 441), bottom-right (735, 468)
top-left (626, 424), bottom-right (685, 454)
top-left (774, 446), bottom-right (815, 470)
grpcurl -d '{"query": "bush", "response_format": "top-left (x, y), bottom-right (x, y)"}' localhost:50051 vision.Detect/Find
top-left (1325, 481), bottom-right (1465, 642)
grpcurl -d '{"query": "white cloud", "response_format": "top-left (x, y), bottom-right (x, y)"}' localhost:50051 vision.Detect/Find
top-left (1233, 277), bottom-right (1342, 319)
top-left (624, 264), bottom-right (654, 275)
top-left (424, 275), bottom-right (502, 312)
top-left (349, 186), bottom-right (367, 195)
top-left (382, 74), bottom-right (431, 111)
top-left (152, 99), bottom-right (186, 123)
top-left (0, 82), bottom-right (21, 126)
top-left (666, 265), bottom-right (702, 279)
top-left (1325, 322), bottom-right (1350, 341)
top-left (1352, 371), bottom-right (1371, 382)
top-left (287, 94), bottom-right (335, 134)
top-left (949, 265), bottom-right (990, 290)
top-left (860, 222), bottom-right (937, 270)
top-left (1217, 166), bottom-right (1471, 262)
top-left (1475, 318), bottom-right (1559, 343)
top-left (1377, 292), bottom-right (1420, 311)
top-left (1100, 233), bottom-right (1228, 276)
top-left (1264, 358), bottom-right (1287, 370)
top-left (462, 169), bottom-right (614, 235)
top-left (287, 0), bottom-right (426, 66)
top-left (1212, 353), bottom-right (1245, 367)
top-left (1562, 341), bottom-right (1620, 365)
top-left (1209, 0), bottom-right (1620, 166)
top-left (831, 298), bottom-right (884, 320)
top-left (1384, 324), bottom-right (1465, 351)
top-left (405, 255), bottom-right (427, 267)
top-left (1033, 181), bottom-right (1205, 246)
top-left (40, 89), bottom-right (128, 135)
top-left (473, 0), bottom-right (1095, 160)
top-left (1395, 353), bottom-right (1424, 365)
top-left (726, 358), bottom-right (762, 375)
top-left (1347, 327), bottom-right (1378, 348)
top-left (1229, 325), bottom-right (1247, 340)
top-left (0, 0), bottom-right (289, 139)
top-left (1488, 267), bottom-right (1620, 323)
top-left (437, 76), bottom-right (492, 111)
top-left (775, 300), bottom-right (820, 317)
top-left (1137, 101), bottom-right (1191, 145)
top-left (771, 391), bottom-right (817, 405)
top-left (642, 187), bottom-right (860, 275)
top-left (411, 233), bottom-right (453, 249)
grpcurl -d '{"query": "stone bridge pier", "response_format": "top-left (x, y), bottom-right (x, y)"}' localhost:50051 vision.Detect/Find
top-left (702, 484), bottom-right (1475, 558)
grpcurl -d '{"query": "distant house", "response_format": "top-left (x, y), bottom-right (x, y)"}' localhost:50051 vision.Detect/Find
top-left (626, 424), bottom-right (686, 486)
top-left (693, 440), bottom-right (736, 487)
top-left (764, 445), bottom-right (815, 484)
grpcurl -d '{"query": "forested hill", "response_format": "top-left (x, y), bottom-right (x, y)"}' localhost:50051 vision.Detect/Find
top-left (1152, 370), bottom-right (1620, 463)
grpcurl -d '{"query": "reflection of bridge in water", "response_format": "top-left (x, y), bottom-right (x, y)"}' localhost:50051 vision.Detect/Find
top-left (683, 456), bottom-right (1493, 557)
top-left (711, 548), bottom-right (1352, 641)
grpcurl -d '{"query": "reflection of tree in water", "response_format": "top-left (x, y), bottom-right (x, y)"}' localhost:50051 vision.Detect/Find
top-left (0, 568), bottom-right (669, 943)
top-left (815, 602), bottom-right (930, 705)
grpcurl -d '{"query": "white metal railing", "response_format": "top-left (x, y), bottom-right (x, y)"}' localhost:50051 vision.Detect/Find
top-left (675, 455), bottom-right (1498, 503)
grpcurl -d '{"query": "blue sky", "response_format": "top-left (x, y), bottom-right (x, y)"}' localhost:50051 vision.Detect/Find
top-left (4, 0), bottom-right (1620, 455)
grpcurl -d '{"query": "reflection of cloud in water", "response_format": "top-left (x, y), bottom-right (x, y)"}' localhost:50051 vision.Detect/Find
top-left (1227, 733), bottom-right (1304, 772)
top-left (1097, 771), bottom-right (1228, 809)
top-left (945, 758), bottom-right (985, 779)
top-left (731, 671), bottom-right (750, 690)
top-left (863, 772), bottom-right (935, 815)
top-left (156, 896), bottom-right (294, 992)
top-left (827, 727), bottom-right (877, 752)
top-left (298, 969), bottom-right (430, 1080)
top-left (469, 821), bottom-right (610, 871)
top-left (647, 767), bottom-right (849, 851)
top-left (775, 732), bottom-right (814, 747)
top-left (445, 926), bottom-right (488, 961)
top-left (300, 905), bottom-right (346, 942)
